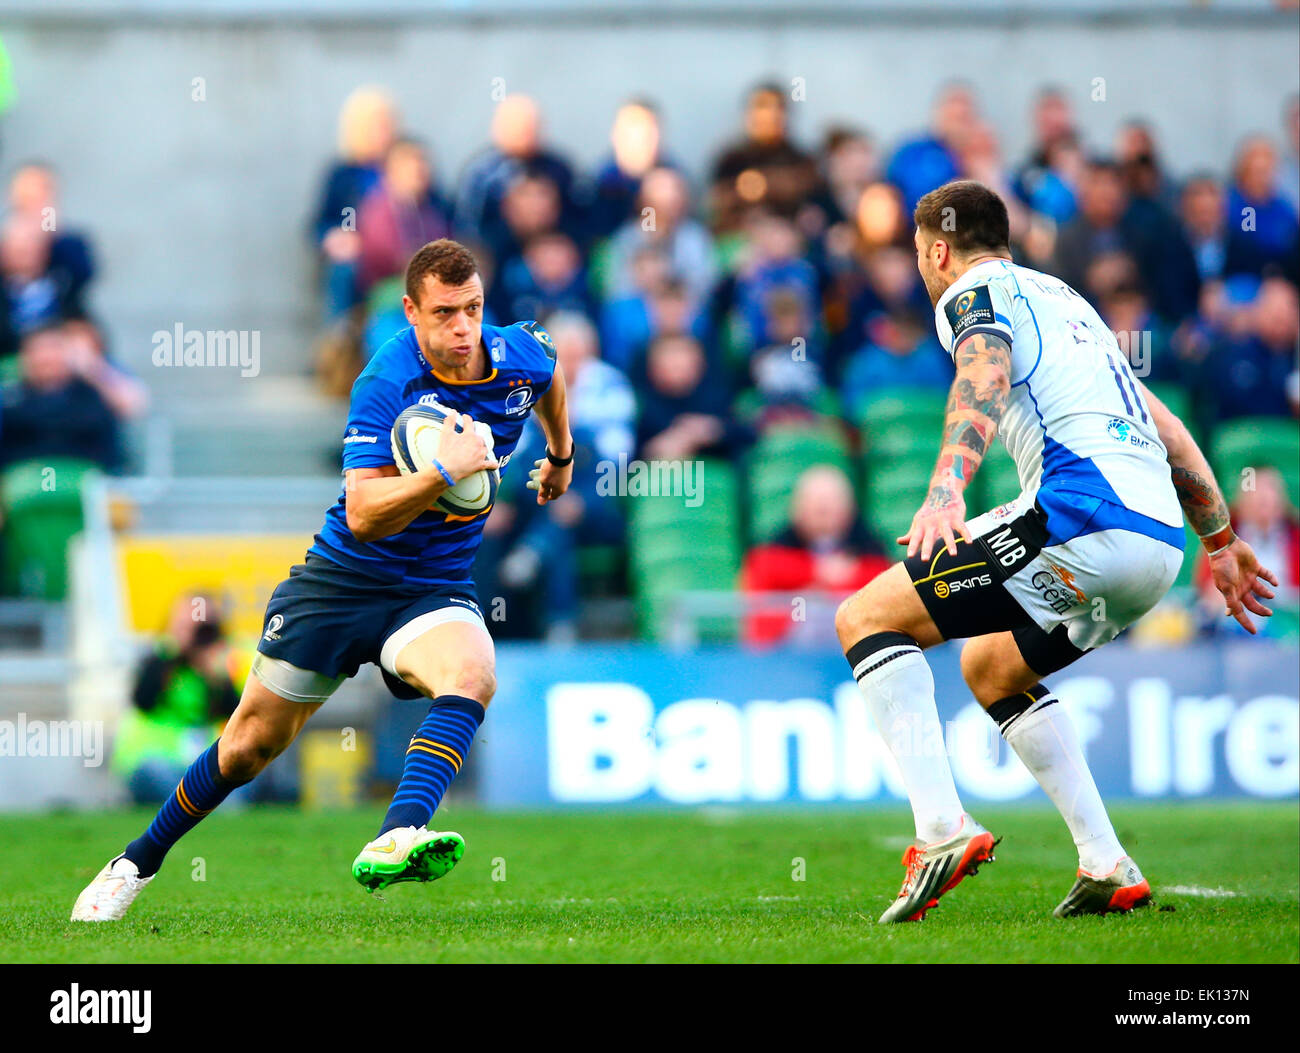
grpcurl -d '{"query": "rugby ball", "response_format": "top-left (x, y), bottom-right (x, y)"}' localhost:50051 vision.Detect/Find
top-left (390, 402), bottom-right (499, 517)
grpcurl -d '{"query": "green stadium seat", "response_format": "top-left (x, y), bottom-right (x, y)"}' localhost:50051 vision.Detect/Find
top-left (628, 459), bottom-right (742, 641)
top-left (1142, 382), bottom-right (1193, 428)
top-left (863, 460), bottom-right (931, 547)
top-left (1169, 521), bottom-right (1202, 594)
top-left (857, 388), bottom-right (947, 461)
top-left (1210, 417), bottom-right (1300, 506)
top-left (0, 457), bottom-right (99, 599)
top-left (577, 544), bottom-right (624, 596)
top-left (745, 426), bottom-right (854, 543)
top-left (970, 444), bottom-right (1022, 517)
top-left (855, 387), bottom-right (947, 430)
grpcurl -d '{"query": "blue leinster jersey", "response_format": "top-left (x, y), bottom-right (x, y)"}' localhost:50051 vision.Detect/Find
top-left (309, 320), bottom-right (556, 585)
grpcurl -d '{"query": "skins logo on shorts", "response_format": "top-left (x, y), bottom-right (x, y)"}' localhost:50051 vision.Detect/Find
top-left (263, 613), bottom-right (285, 641)
top-left (934, 573), bottom-right (993, 599)
top-left (945, 284), bottom-right (996, 339)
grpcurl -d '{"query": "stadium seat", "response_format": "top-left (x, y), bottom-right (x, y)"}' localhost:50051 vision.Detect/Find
top-left (1210, 417), bottom-right (1300, 506)
top-left (1143, 382), bottom-right (1194, 434)
top-left (1169, 521), bottom-right (1202, 595)
top-left (970, 444), bottom-right (1022, 517)
top-left (628, 459), bottom-right (741, 641)
top-left (855, 388), bottom-right (947, 460)
top-left (577, 543), bottom-right (625, 597)
top-left (863, 459), bottom-right (931, 547)
top-left (745, 425), bottom-right (854, 543)
top-left (854, 387), bottom-right (948, 429)
top-left (0, 458), bottom-right (99, 600)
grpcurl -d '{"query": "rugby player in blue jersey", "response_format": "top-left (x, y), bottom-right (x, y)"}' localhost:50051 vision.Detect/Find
top-left (72, 239), bottom-right (574, 920)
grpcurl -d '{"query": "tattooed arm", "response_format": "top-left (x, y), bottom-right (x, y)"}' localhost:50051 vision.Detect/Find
top-left (1140, 381), bottom-right (1278, 633)
top-left (902, 331), bottom-right (1013, 560)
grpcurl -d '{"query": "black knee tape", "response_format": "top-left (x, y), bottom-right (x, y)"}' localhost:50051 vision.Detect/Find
top-left (987, 683), bottom-right (1054, 732)
top-left (845, 631), bottom-right (920, 679)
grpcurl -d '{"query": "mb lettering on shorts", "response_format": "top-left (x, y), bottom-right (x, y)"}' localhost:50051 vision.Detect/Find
top-left (980, 524), bottom-right (1035, 575)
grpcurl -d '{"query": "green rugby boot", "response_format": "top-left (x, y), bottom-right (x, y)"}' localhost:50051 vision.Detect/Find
top-left (352, 826), bottom-right (465, 892)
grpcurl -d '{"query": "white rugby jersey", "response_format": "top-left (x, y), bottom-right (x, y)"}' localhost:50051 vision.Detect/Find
top-left (933, 259), bottom-right (1183, 532)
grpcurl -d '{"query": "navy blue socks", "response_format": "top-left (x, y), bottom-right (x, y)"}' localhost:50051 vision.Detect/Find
top-left (123, 741), bottom-right (249, 877)
top-left (379, 695), bottom-right (485, 835)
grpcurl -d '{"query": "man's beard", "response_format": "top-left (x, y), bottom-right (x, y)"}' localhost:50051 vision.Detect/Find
top-left (921, 270), bottom-right (948, 308)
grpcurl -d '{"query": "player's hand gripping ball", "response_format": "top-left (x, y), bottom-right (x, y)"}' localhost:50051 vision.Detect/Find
top-left (391, 402), bottom-right (499, 517)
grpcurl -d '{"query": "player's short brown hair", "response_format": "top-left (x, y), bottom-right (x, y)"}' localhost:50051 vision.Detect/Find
top-left (914, 180), bottom-right (1011, 257)
top-left (405, 239), bottom-right (480, 304)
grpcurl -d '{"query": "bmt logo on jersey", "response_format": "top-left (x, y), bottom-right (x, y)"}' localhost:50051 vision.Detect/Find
top-left (263, 614), bottom-right (284, 641)
top-left (1106, 416), bottom-right (1155, 452)
top-left (504, 383), bottom-right (535, 417)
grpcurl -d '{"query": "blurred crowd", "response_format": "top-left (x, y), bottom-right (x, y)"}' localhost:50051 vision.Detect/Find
top-left (0, 162), bottom-right (147, 472)
top-left (306, 82), bottom-right (1299, 642)
top-left (1, 78), bottom-right (1296, 646)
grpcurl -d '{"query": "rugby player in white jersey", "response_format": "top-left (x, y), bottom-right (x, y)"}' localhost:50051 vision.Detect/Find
top-left (834, 180), bottom-right (1278, 922)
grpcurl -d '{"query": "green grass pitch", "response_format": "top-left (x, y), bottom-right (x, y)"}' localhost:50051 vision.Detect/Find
top-left (2, 802), bottom-right (1295, 963)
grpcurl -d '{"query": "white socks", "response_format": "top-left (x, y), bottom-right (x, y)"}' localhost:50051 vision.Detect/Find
top-left (849, 633), bottom-right (965, 843)
top-left (996, 690), bottom-right (1126, 875)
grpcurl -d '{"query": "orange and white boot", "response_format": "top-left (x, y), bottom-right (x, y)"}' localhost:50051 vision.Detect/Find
top-left (1053, 856), bottom-right (1151, 918)
top-left (878, 814), bottom-right (998, 923)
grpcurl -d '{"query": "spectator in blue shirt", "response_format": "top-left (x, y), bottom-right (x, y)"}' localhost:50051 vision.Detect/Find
top-left (1201, 277), bottom-right (1299, 421)
top-left (494, 230), bottom-right (593, 324)
top-left (475, 313), bottom-right (634, 640)
top-left (1227, 135), bottom-right (1299, 274)
top-left (1180, 173), bottom-right (1272, 282)
top-left (840, 311), bottom-right (954, 413)
top-left (455, 95), bottom-right (583, 252)
top-left (8, 162), bottom-right (96, 307)
top-left (310, 86), bottom-right (397, 321)
top-left (0, 323), bottom-right (122, 471)
top-left (589, 99), bottom-right (672, 239)
top-left (603, 167), bottom-right (716, 309)
top-left (1013, 87), bottom-right (1077, 212)
top-left (887, 81), bottom-right (976, 216)
top-left (1, 214), bottom-right (82, 356)
top-left (484, 171), bottom-right (565, 277)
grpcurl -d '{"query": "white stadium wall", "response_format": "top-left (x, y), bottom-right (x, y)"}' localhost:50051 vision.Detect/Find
top-left (0, 3), bottom-right (1296, 380)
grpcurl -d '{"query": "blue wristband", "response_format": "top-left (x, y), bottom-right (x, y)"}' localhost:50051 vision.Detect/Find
top-left (431, 460), bottom-right (456, 487)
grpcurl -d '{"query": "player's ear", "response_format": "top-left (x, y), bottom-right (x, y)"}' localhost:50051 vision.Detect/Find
top-left (402, 294), bottom-right (418, 325)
